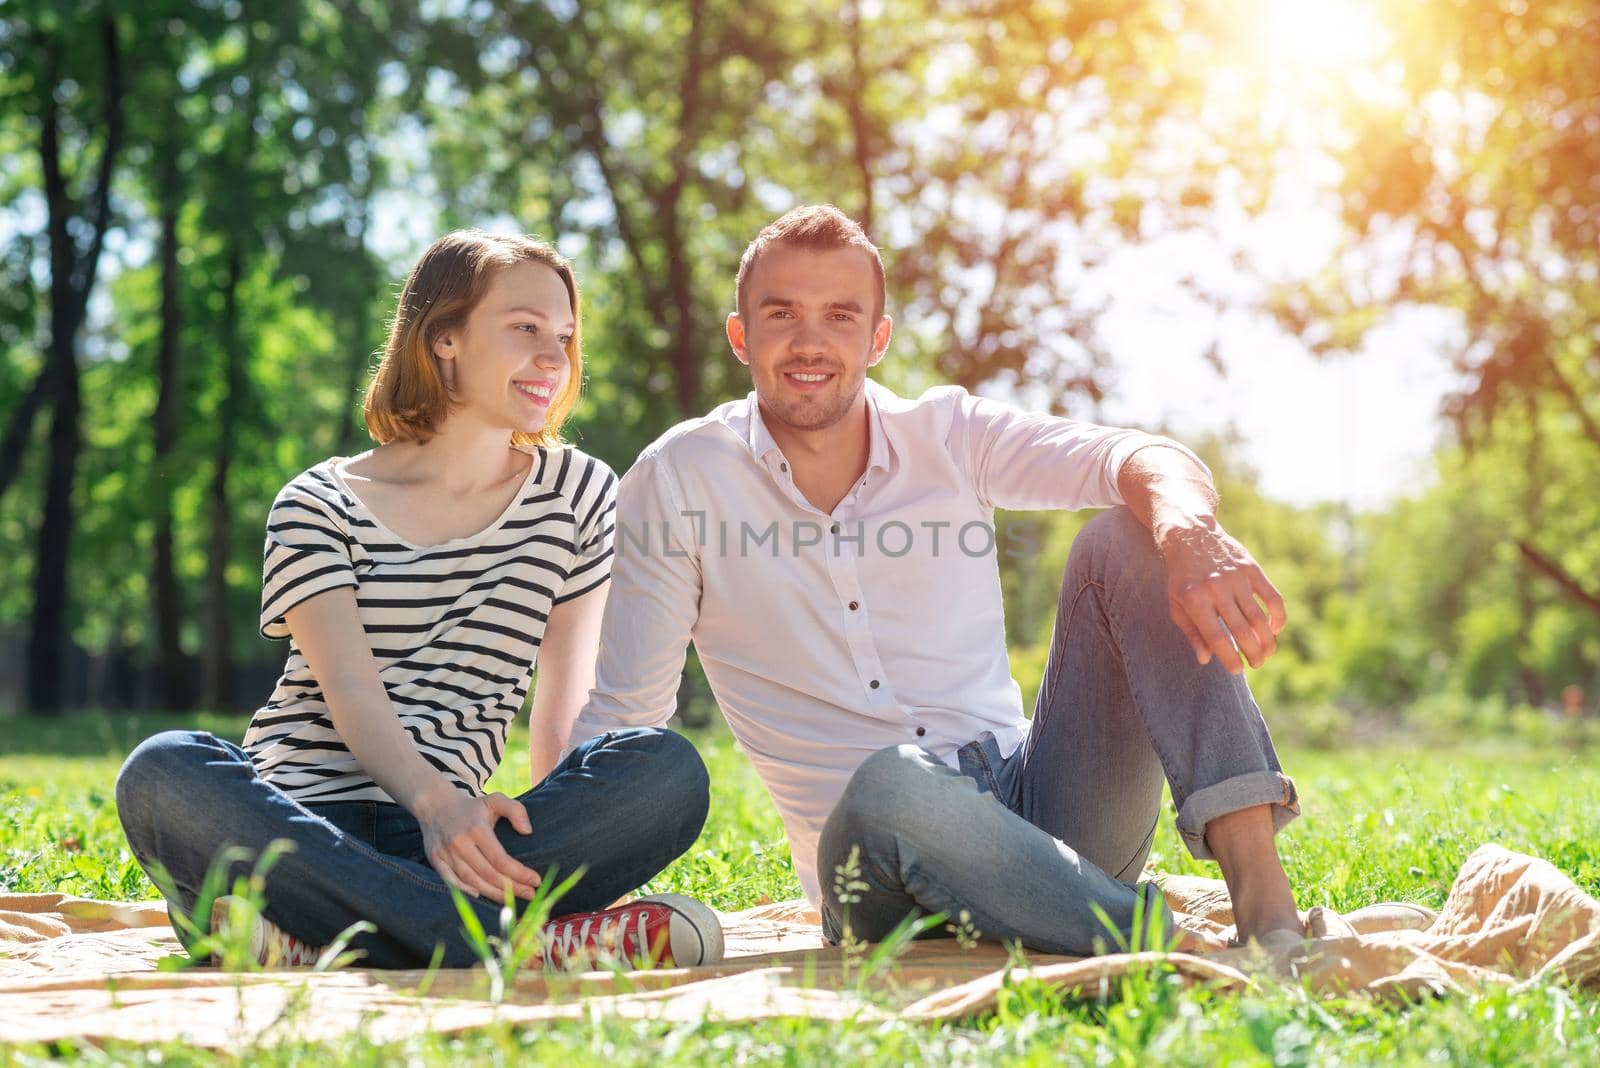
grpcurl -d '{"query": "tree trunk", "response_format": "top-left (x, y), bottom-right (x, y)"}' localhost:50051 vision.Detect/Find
top-left (152, 135), bottom-right (189, 711)
top-left (339, 202), bottom-right (374, 453)
top-left (661, 214), bottom-right (701, 417)
top-left (659, 0), bottom-right (704, 417)
top-left (26, 18), bottom-right (125, 715)
top-left (199, 43), bottom-right (264, 714)
top-left (1516, 395), bottom-right (1545, 706)
top-left (201, 242), bottom-right (244, 713)
top-left (25, 327), bottom-right (82, 716)
top-left (341, 338), bottom-right (370, 453)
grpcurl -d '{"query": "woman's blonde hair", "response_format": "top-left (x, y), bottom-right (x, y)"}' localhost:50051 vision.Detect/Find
top-left (364, 230), bottom-right (583, 447)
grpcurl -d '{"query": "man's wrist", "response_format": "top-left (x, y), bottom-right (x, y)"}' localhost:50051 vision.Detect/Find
top-left (1117, 441), bottom-right (1219, 538)
top-left (1150, 504), bottom-right (1218, 553)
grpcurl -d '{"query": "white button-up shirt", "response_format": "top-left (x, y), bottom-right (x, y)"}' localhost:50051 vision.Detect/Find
top-left (567, 380), bottom-right (1204, 904)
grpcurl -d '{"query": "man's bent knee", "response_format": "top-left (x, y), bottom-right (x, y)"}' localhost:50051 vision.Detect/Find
top-left (1073, 507), bottom-right (1158, 561)
top-left (1066, 507), bottom-right (1168, 593)
top-left (838, 745), bottom-right (942, 817)
top-left (822, 744), bottom-right (959, 864)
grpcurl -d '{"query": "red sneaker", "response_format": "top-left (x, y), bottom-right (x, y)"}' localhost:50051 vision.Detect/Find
top-left (539, 893), bottom-right (724, 970)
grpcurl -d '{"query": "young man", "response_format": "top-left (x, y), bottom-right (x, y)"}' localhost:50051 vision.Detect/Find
top-left (567, 205), bottom-right (1302, 953)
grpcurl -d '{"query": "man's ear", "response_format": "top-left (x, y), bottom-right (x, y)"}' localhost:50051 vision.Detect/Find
top-left (867, 314), bottom-right (893, 367)
top-left (726, 312), bottom-right (751, 366)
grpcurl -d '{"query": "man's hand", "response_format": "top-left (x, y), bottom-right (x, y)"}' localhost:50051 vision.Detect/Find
top-left (415, 787), bottom-right (541, 901)
top-left (1158, 516), bottom-right (1287, 673)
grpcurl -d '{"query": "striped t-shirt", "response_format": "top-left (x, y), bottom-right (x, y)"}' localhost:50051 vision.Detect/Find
top-left (242, 446), bottom-right (617, 804)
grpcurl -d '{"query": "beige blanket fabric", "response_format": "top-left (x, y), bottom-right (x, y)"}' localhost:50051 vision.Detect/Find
top-left (0, 845), bottom-right (1595, 1050)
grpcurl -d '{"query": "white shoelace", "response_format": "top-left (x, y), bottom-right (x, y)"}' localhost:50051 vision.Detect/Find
top-left (258, 919), bottom-right (325, 967)
top-left (542, 908), bottom-right (655, 969)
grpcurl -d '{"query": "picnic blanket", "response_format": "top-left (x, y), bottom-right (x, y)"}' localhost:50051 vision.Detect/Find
top-left (1, 844), bottom-right (1596, 1050)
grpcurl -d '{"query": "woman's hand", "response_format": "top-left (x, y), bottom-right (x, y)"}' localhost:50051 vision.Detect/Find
top-left (415, 787), bottom-right (542, 901)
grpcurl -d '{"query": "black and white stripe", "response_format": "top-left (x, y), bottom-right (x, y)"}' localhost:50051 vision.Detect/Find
top-left (243, 447), bottom-right (617, 803)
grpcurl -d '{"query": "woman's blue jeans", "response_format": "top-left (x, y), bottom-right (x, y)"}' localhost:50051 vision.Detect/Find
top-left (817, 508), bottom-right (1300, 955)
top-left (116, 726), bottom-right (709, 968)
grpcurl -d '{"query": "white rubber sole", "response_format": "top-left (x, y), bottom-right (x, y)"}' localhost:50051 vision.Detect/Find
top-left (637, 893), bottom-right (725, 966)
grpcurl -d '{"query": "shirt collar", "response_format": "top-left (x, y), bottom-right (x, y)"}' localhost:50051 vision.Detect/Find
top-left (863, 380), bottom-right (894, 477)
top-left (745, 393), bottom-right (781, 460)
top-left (744, 381), bottom-right (895, 477)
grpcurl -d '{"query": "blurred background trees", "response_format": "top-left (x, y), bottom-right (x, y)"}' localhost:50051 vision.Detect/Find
top-left (2, 0), bottom-right (1596, 730)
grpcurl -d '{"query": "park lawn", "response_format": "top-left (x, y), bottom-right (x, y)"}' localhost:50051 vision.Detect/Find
top-left (1, 713), bottom-right (1598, 1065)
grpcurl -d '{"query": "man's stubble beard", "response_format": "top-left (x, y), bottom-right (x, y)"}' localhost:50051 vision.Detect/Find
top-left (759, 363), bottom-right (869, 434)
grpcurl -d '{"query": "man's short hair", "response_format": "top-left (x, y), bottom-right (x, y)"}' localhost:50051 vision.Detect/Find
top-left (735, 204), bottom-right (886, 321)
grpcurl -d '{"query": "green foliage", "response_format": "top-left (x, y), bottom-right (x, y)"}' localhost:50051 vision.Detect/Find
top-left (2, 0), bottom-right (1355, 714)
top-left (1254, 0), bottom-right (1600, 712)
top-left (1322, 406), bottom-right (1600, 709)
top-left (1, 0), bottom-right (1595, 742)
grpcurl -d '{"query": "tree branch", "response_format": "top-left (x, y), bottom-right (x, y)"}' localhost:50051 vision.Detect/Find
top-left (69, 15), bottom-right (126, 304)
top-left (519, 18), bottom-right (669, 316)
top-left (0, 367), bottom-right (54, 501)
top-left (1539, 346), bottom-right (1600, 454)
top-left (662, 0), bottom-right (704, 207)
top-left (1517, 539), bottom-right (1600, 619)
top-left (39, 37), bottom-right (72, 325)
top-left (842, 0), bottom-right (874, 233)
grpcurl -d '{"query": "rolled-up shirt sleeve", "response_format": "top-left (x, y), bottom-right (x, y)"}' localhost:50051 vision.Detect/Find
top-left (564, 449), bottom-right (703, 753)
top-left (945, 390), bottom-right (1210, 511)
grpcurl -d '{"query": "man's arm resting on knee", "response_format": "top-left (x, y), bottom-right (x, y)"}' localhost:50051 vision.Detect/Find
top-left (1116, 443), bottom-right (1287, 674)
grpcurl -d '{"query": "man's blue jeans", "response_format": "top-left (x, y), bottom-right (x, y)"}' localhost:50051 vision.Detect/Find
top-left (116, 727), bottom-right (709, 968)
top-left (817, 508), bottom-right (1300, 954)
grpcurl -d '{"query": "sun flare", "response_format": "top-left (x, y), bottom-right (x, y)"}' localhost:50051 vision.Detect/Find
top-left (1252, 0), bottom-right (1390, 72)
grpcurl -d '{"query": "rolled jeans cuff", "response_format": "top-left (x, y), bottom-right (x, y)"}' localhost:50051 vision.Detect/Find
top-left (1175, 771), bottom-right (1300, 861)
top-left (1138, 880), bottom-right (1177, 944)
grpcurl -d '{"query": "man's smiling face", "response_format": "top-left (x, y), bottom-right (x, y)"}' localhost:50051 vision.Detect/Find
top-left (728, 243), bottom-right (891, 434)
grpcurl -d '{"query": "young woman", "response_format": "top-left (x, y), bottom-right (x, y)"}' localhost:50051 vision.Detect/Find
top-left (116, 231), bottom-right (721, 970)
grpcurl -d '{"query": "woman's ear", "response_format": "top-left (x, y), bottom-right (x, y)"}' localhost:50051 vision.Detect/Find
top-left (431, 328), bottom-right (458, 362)
top-left (430, 328), bottom-right (458, 390)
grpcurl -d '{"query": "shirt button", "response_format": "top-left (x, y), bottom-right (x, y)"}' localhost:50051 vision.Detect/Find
top-left (780, 462), bottom-right (788, 472)
top-left (830, 523), bottom-right (840, 534)
top-left (848, 601), bottom-right (859, 611)
top-left (869, 679), bottom-right (880, 689)
top-left (915, 726), bottom-right (926, 737)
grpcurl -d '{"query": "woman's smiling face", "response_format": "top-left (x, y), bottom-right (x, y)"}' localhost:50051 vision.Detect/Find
top-left (434, 259), bottom-right (575, 435)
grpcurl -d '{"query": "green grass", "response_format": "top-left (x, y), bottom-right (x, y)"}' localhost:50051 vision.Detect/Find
top-left (2, 713), bottom-right (1598, 1064)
